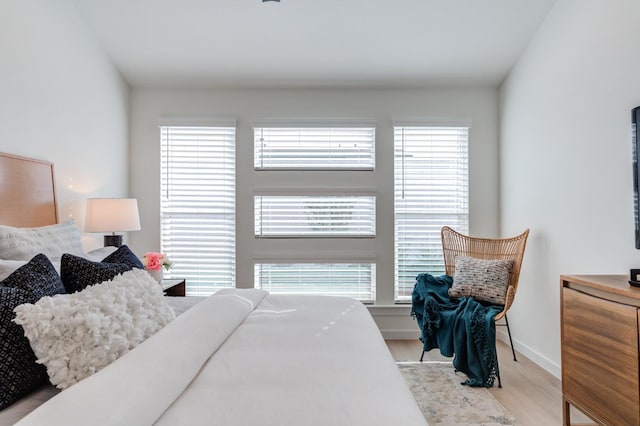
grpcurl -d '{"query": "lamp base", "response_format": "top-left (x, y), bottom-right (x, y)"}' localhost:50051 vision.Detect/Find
top-left (104, 235), bottom-right (123, 247)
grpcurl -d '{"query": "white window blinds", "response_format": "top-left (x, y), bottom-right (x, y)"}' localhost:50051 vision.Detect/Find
top-left (254, 126), bottom-right (375, 170)
top-left (254, 195), bottom-right (376, 237)
top-left (394, 126), bottom-right (469, 301)
top-left (160, 125), bottom-right (236, 296)
top-left (254, 263), bottom-right (376, 302)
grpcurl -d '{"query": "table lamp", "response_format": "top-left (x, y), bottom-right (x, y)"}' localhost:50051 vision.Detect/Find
top-left (84, 198), bottom-right (141, 247)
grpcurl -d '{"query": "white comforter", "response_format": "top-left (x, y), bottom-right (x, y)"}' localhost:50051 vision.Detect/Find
top-left (16, 289), bottom-right (427, 425)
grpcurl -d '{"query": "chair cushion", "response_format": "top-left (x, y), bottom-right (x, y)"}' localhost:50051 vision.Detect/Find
top-left (448, 256), bottom-right (513, 305)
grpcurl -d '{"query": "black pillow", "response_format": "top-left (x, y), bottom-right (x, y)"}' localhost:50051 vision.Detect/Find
top-left (1, 253), bottom-right (65, 299)
top-left (60, 253), bottom-right (132, 293)
top-left (0, 287), bottom-right (48, 409)
top-left (102, 244), bottom-right (144, 269)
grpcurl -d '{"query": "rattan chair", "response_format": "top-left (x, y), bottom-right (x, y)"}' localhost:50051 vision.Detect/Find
top-left (420, 226), bottom-right (529, 386)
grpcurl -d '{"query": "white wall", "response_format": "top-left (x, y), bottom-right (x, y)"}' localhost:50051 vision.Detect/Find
top-left (0, 0), bottom-right (130, 250)
top-left (500, 0), bottom-right (640, 376)
top-left (129, 88), bottom-right (499, 332)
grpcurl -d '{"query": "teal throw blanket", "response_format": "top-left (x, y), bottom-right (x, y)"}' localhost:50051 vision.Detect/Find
top-left (411, 273), bottom-right (501, 387)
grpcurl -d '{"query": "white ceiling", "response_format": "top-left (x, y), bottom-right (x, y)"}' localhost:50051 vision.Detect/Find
top-left (71, 0), bottom-right (557, 89)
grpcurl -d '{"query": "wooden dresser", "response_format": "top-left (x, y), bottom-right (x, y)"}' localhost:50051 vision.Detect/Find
top-left (561, 275), bottom-right (640, 426)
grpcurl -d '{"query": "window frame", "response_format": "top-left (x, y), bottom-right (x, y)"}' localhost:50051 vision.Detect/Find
top-left (253, 193), bottom-right (377, 238)
top-left (249, 120), bottom-right (377, 301)
top-left (253, 122), bottom-right (376, 171)
top-left (159, 124), bottom-right (237, 296)
top-left (254, 262), bottom-right (377, 303)
top-left (393, 124), bottom-right (470, 302)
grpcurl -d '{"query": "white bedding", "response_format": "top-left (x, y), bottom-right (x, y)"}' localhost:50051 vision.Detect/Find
top-left (0, 296), bottom-right (202, 425)
top-left (14, 290), bottom-right (426, 425)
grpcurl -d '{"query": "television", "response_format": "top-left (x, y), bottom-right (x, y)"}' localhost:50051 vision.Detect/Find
top-left (633, 106), bottom-right (640, 249)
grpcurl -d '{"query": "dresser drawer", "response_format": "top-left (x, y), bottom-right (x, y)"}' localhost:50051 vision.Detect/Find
top-left (561, 287), bottom-right (639, 425)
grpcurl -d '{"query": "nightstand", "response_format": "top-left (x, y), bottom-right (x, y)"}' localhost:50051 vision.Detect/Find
top-left (161, 279), bottom-right (186, 297)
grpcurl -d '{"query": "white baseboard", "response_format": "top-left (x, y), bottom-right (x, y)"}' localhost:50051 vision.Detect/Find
top-left (496, 329), bottom-right (560, 378)
top-left (369, 306), bottom-right (561, 379)
top-left (381, 329), bottom-right (421, 340)
top-left (368, 305), bottom-right (420, 340)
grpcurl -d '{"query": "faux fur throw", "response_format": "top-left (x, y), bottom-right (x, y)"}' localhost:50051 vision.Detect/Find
top-left (13, 268), bottom-right (175, 389)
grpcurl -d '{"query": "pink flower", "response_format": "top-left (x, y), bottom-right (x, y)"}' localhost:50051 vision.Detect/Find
top-left (143, 252), bottom-right (173, 271)
top-left (143, 252), bottom-right (163, 271)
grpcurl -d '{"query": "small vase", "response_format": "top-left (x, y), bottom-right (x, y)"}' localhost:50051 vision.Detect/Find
top-left (147, 268), bottom-right (163, 283)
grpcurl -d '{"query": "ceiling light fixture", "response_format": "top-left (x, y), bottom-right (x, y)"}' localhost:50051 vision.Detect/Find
top-left (262, 0), bottom-right (280, 2)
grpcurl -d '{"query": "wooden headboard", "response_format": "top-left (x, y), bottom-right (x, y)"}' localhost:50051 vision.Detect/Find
top-left (0, 152), bottom-right (58, 227)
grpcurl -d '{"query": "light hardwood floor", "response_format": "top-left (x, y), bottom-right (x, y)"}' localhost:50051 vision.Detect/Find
top-left (386, 339), bottom-right (591, 425)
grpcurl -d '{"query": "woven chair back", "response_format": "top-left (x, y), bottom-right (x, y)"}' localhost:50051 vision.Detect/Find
top-left (441, 226), bottom-right (529, 317)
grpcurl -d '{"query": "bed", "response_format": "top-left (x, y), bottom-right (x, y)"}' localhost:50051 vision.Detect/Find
top-left (0, 152), bottom-right (427, 425)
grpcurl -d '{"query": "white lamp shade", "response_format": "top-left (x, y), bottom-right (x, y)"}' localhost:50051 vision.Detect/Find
top-left (85, 198), bottom-right (141, 233)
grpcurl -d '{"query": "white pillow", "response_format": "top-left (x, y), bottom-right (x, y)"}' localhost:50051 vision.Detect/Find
top-left (13, 268), bottom-right (175, 390)
top-left (0, 220), bottom-right (84, 262)
top-left (0, 259), bottom-right (27, 281)
top-left (85, 246), bottom-right (118, 262)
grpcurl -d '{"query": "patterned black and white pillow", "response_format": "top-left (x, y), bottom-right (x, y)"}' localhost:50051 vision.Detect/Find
top-left (102, 245), bottom-right (144, 269)
top-left (0, 287), bottom-right (48, 409)
top-left (1, 253), bottom-right (65, 299)
top-left (448, 256), bottom-right (513, 305)
top-left (60, 254), bottom-right (132, 293)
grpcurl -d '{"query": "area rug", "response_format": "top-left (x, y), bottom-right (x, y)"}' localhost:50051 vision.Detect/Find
top-left (397, 362), bottom-right (517, 425)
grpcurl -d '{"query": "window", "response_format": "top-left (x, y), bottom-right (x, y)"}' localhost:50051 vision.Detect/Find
top-left (160, 125), bottom-right (236, 296)
top-left (254, 195), bottom-right (376, 237)
top-left (252, 122), bottom-right (376, 302)
top-left (254, 126), bottom-right (375, 170)
top-left (254, 263), bottom-right (376, 302)
top-left (394, 126), bottom-right (469, 302)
